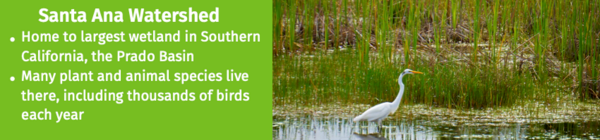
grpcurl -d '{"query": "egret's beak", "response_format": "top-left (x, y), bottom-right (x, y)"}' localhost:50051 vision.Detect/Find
top-left (411, 71), bottom-right (424, 74)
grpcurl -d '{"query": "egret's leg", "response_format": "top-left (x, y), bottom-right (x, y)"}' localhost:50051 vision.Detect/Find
top-left (358, 121), bottom-right (365, 134)
top-left (359, 121), bottom-right (366, 134)
top-left (366, 122), bottom-right (370, 134)
top-left (377, 121), bottom-right (383, 133)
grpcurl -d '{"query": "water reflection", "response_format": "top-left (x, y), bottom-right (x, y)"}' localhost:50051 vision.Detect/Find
top-left (352, 134), bottom-right (386, 140)
top-left (273, 117), bottom-right (600, 140)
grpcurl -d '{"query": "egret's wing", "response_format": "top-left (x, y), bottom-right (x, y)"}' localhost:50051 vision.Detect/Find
top-left (354, 103), bottom-right (391, 122)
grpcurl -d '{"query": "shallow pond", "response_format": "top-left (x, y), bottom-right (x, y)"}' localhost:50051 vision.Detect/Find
top-left (273, 116), bottom-right (600, 140)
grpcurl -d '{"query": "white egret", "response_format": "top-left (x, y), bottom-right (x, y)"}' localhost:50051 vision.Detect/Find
top-left (353, 69), bottom-right (423, 132)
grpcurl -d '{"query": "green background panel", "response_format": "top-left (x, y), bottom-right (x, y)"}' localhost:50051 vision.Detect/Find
top-left (0, 0), bottom-right (272, 139)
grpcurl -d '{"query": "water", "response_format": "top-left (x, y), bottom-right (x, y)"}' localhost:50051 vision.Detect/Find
top-left (273, 116), bottom-right (600, 140)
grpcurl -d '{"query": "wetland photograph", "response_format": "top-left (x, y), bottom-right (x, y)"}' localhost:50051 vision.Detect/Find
top-left (272, 0), bottom-right (600, 139)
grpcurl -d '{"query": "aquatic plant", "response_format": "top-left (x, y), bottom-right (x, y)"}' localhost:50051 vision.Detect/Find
top-left (273, 0), bottom-right (600, 108)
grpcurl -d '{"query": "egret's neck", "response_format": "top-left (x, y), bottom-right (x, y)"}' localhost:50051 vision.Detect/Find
top-left (391, 74), bottom-right (405, 107)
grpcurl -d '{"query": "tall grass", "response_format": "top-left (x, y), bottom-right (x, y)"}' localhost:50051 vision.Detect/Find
top-left (273, 0), bottom-right (600, 108)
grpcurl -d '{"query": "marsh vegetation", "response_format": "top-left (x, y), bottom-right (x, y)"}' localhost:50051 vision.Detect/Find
top-left (273, 0), bottom-right (600, 139)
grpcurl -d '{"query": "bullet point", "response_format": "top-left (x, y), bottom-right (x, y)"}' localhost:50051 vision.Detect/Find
top-left (10, 76), bottom-right (15, 81)
top-left (10, 37), bottom-right (15, 42)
